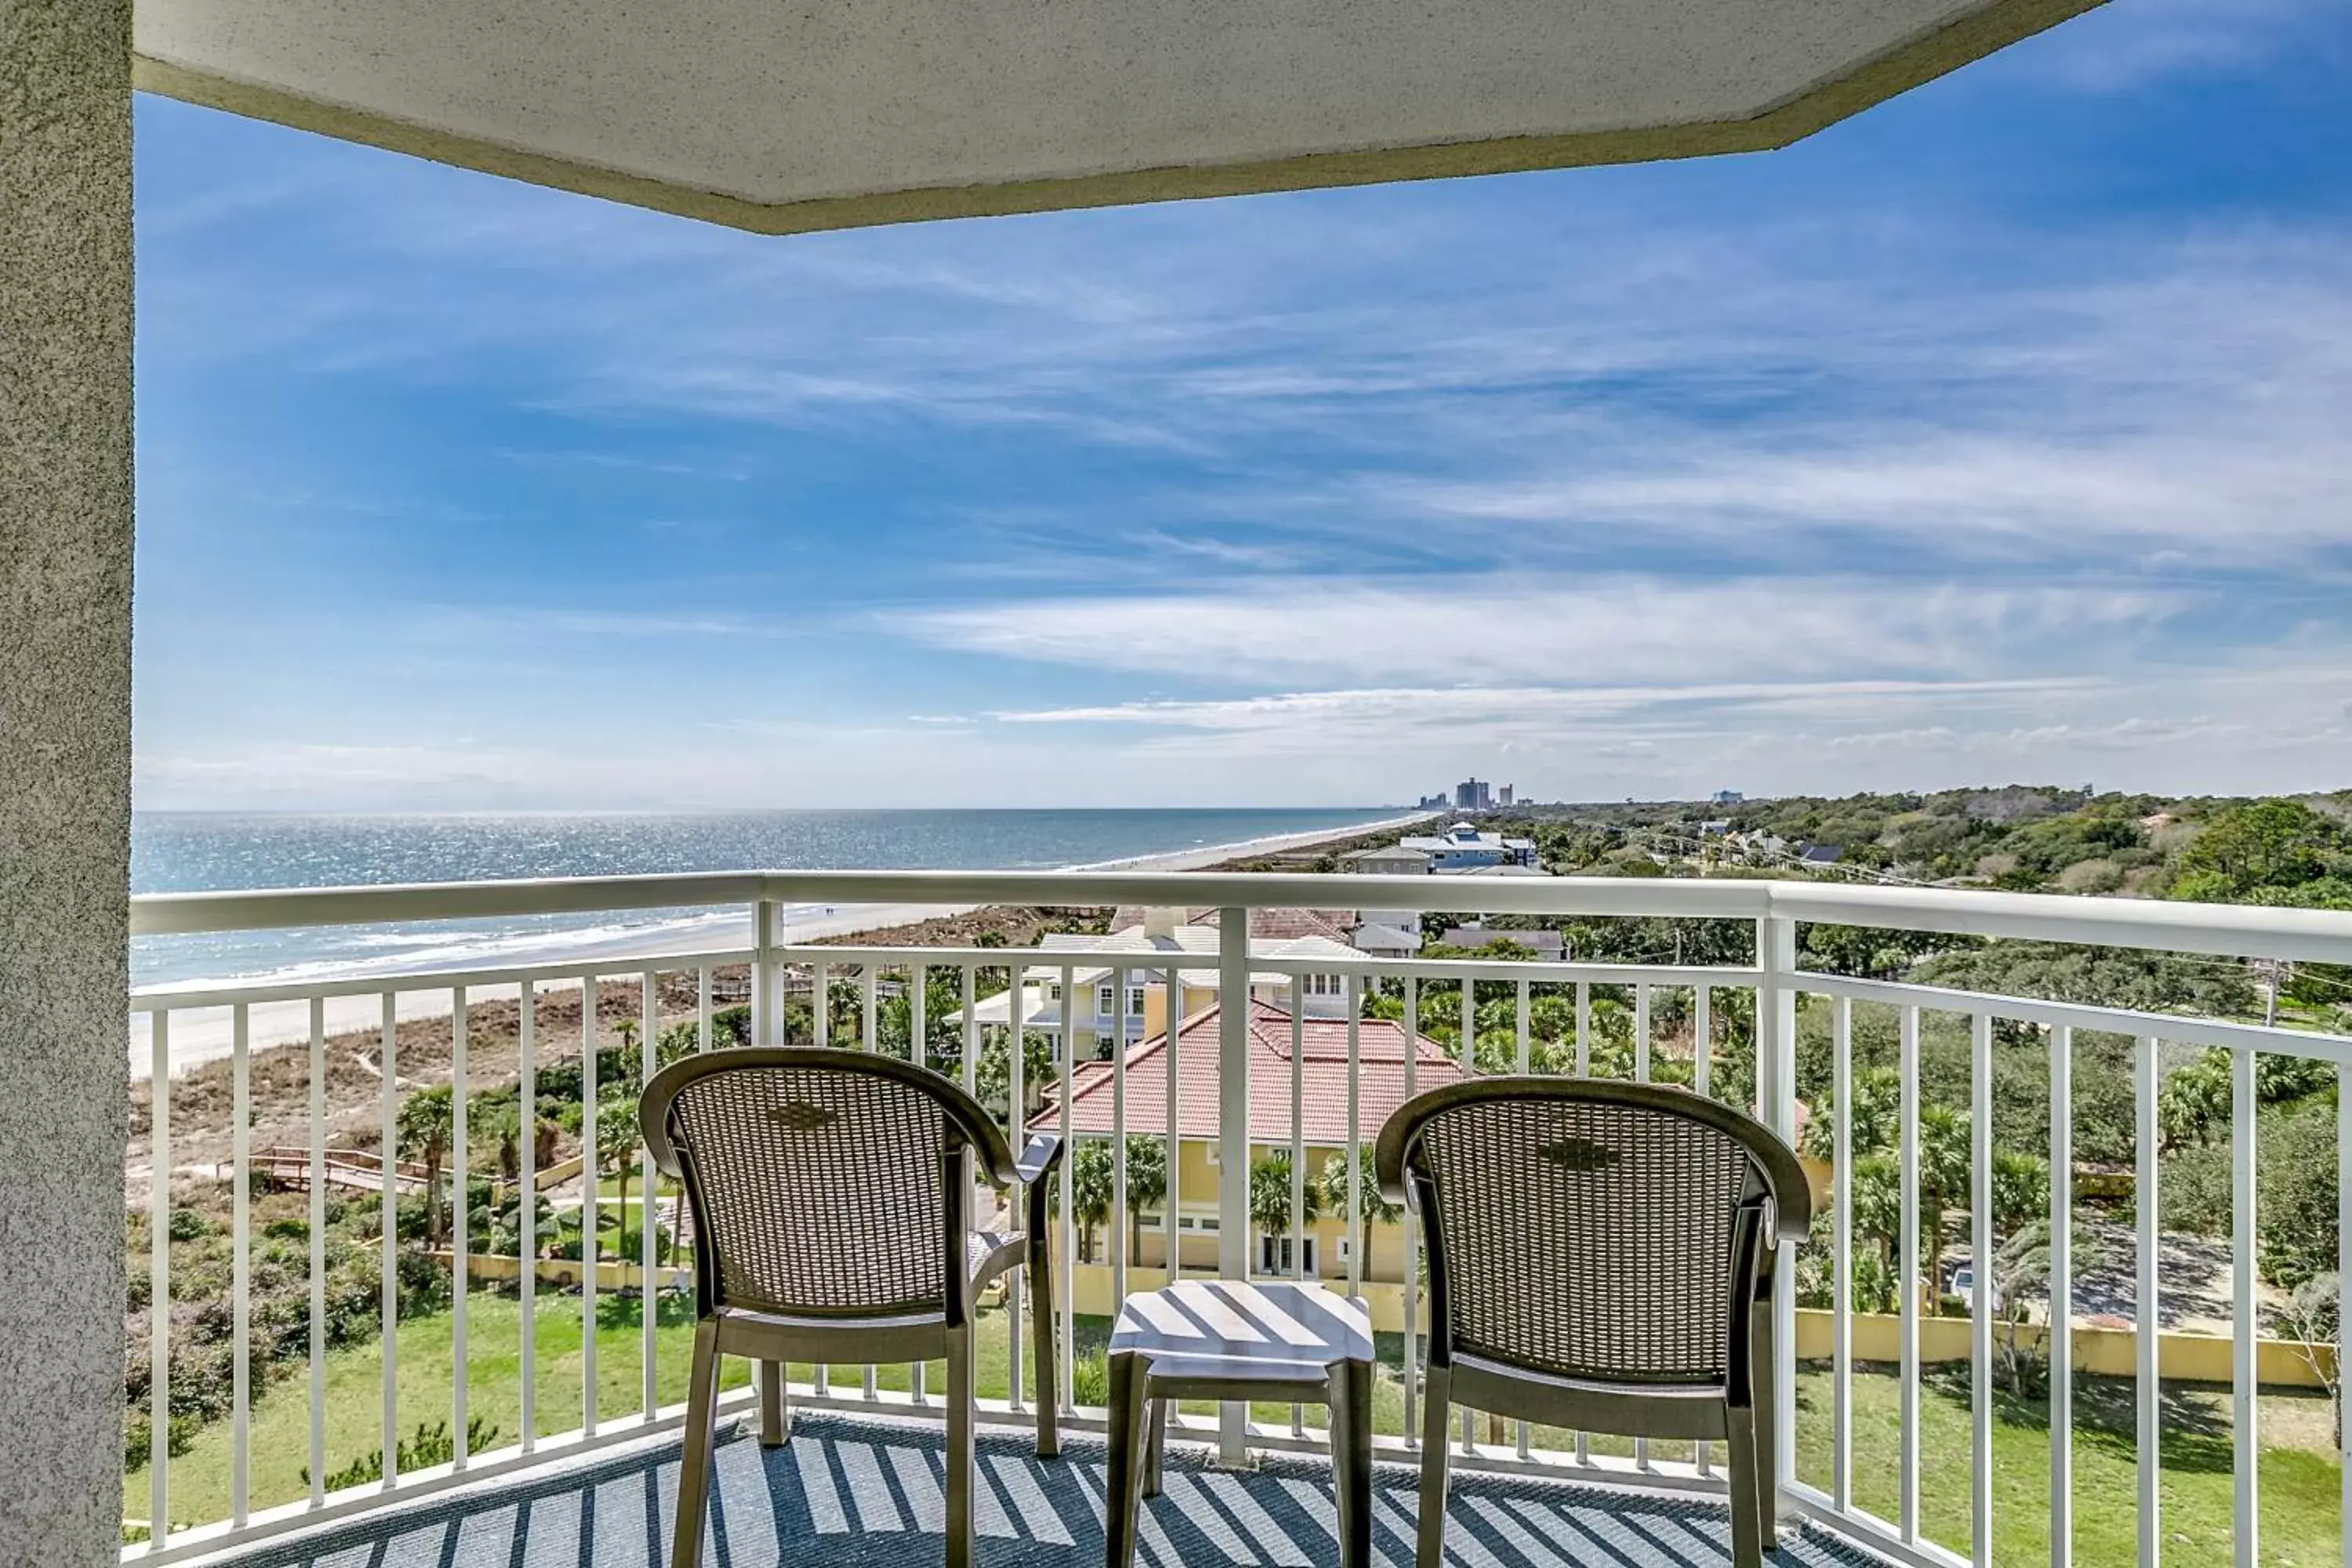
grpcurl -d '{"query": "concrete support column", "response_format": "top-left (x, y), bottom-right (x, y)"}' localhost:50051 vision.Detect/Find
top-left (0, 1), bottom-right (134, 1561)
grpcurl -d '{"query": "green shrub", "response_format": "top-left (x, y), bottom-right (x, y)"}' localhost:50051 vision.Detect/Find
top-left (303, 1417), bottom-right (502, 1492)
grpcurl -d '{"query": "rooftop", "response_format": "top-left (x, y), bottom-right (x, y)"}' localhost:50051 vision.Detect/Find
top-left (1040, 997), bottom-right (1461, 1145)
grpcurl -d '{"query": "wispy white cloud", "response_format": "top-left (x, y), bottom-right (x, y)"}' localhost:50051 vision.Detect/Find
top-left (896, 576), bottom-right (2191, 687)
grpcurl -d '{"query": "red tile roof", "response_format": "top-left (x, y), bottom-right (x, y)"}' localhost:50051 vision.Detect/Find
top-left (1035, 997), bottom-right (1461, 1147)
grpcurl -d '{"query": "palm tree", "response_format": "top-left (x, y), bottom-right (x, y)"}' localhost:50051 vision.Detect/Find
top-left (1248, 1150), bottom-right (1323, 1275)
top-left (1121, 1135), bottom-right (1167, 1266)
top-left (1316, 1142), bottom-right (1398, 1229)
top-left (1060, 1138), bottom-right (1116, 1262)
top-left (396, 1084), bottom-right (454, 1247)
top-left (596, 1095), bottom-right (642, 1247)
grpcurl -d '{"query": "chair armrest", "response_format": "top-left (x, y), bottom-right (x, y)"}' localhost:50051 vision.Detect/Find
top-left (1013, 1132), bottom-right (1064, 1186)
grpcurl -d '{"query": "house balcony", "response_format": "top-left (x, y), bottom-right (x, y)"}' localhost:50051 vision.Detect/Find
top-left (118, 869), bottom-right (2352, 1567)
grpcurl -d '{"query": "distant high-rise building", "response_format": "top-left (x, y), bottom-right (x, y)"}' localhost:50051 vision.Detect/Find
top-left (1712, 789), bottom-right (1744, 804)
top-left (1455, 778), bottom-right (1490, 811)
top-left (1498, 784), bottom-right (1515, 806)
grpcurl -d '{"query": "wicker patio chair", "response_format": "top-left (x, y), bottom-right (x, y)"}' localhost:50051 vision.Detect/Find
top-left (1375, 1077), bottom-right (1810, 1568)
top-left (641, 1047), bottom-right (1065, 1568)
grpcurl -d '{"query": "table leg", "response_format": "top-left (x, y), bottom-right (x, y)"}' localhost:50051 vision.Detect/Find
top-left (1144, 1396), bottom-right (1167, 1498)
top-left (1330, 1359), bottom-right (1374, 1568)
top-left (1105, 1353), bottom-right (1147, 1568)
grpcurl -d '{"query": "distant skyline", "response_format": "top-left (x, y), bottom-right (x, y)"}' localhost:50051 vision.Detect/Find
top-left (136, 0), bottom-right (2351, 811)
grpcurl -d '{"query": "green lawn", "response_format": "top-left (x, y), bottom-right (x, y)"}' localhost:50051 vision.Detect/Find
top-left (1789, 1367), bottom-right (2341, 1568)
top-left (140, 1291), bottom-right (2345, 1566)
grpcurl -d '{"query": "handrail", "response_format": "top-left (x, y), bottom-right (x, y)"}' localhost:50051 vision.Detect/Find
top-left (131, 867), bottom-right (2352, 960)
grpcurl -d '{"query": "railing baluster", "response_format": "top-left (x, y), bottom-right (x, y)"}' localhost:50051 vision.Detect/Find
top-left (961, 964), bottom-right (977, 1095)
top-left (379, 993), bottom-right (398, 1490)
top-left (309, 996), bottom-right (327, 1505)
top-left (1458, 975), bottom-right (1475, 1457)
top-left (232, 1003), bottom-right (251, 1526)
top-left (1632, 977), bottom-right (1652, 1469)
top-left (1575, 979), bottom-right (1590, 1076)
top-left (913, 963), bottom-right (928, 1406)
top-left (1346, 973), bottom-right (1363, 1306)
top-left (1970, 1013), bottom-right (1992, 1568)
top-left (1111, 964), bottom-right (1129, 1320)
top-left (2333, 1053), bottom-right (2352, 1568)
top-left (1164, 967), bottom-right (1179, 1284)
top-left (581, 972), bottom-right (598, 1435)
top-left (150, 1010), bottom-right (170, 1547)
top-left (1634, 981), bottom-right (1650, 1085)
top-left (1515, 977), bottom-right (1530, 1073)
top-left (453, 984), bottom-right (470, 1469)
top-left (520, 978), bottom-right (539, 1454)
top-left (641, 969), bottom-right (658, 1421)
top-left (1693, 978), bottom-right (1715, 1479)
top-left (1290, 974), bottom-right (1306, 1436)
top-left (1402, 971), bottom-right (1420, 1454)
top-left (1899, 1004), bottom-right (1920, 1544)
top-left (1058, 962), bottom-right (1076, 1416)
top-left (2231, 1044), bottom-right (2257, 1568)
top-left (1831, 996), bottom-right (1852, 1512)
top-left (1694, 982), bottom-right (1712, 1098)
top-left (1515, 975), bottom-right (1531, 1461)
top-left (2051, 1024), bottom-right (2073, 1568)
top-left (2136, 1033), bottom-right (2161, 1568)
top-left (1007, 963), bottom-right (1026, 1413)
top-left (2340, 1057), bottom-right (2351, 1568)
top-left (864, 962), bottom-right (880, 1403)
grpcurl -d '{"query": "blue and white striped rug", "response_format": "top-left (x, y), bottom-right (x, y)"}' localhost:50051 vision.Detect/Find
top-left (222, 1415), bottom-right (1882, 1568)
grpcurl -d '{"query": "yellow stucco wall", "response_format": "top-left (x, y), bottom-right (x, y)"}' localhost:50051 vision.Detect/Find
top-left (1791, 1308), bottom-right (2336, 1388)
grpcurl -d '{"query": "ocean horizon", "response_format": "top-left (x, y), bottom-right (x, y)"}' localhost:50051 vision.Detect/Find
top-left (131, 807), bottom-right (1408, 990)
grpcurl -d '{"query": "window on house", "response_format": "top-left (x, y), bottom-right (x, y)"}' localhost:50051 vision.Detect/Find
top-left (1046, 982), bottom-right (1062, 1001)
top-left (1129, 986), bottom-right (1148, 1014)
top-left (1258, 1235), bottom-right (1319, 1277)
top-left (1098, 985), bottom-right (1116, 1017)
top-left (1301, 972), bottom-right (1346, 996)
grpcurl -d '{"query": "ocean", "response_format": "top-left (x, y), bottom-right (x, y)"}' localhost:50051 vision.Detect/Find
top-left (131, 808), bottom-right (1403, 991)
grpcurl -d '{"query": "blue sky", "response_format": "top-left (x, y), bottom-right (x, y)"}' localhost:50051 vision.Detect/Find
top-left (133, 0), bottom-right (2352, 811)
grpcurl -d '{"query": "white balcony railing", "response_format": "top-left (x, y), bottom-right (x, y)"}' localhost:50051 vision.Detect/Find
top-left (122, 870), bottom-right (2352, 1567)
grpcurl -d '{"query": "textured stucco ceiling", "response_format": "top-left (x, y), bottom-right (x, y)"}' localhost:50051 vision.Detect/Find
top-left (134, 0), bottom-right (2103, 234)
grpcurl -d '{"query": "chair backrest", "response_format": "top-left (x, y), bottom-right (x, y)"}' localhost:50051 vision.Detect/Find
top-left (641, 1048), bottom-right (1015, 1319)
top-left (1376, 1077), bottom-right (1809, 1388)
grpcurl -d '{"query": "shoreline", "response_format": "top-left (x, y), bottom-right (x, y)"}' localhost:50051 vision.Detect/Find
top-left (129, 811), bottom-right (1431, 1076)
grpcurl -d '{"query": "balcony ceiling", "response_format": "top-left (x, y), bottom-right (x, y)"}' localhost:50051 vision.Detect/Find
top-left (133, 0), bottom-right (2100, 234)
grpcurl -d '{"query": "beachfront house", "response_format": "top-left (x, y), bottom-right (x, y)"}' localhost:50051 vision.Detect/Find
top-left (1030, 998), bottom-right (1461, 1316)
top-left (1344, 822), bottom-right (1538, 873)
top-left (946, 907), bottom-right (1378, 1053)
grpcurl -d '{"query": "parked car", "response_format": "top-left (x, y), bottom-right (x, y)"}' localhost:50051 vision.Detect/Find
top-left (1949, 1263), bottom-right (2002, 1312)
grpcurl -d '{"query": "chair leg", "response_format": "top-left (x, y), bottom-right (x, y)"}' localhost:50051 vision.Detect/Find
top-left (1724, 1406), bottom-right (1764, 1568)
top-left (1330, 1359), bottom-right (1374, 1568)
top-left (947, 1323), bottom-right (975, 1568)
top-left (1416, 1363), bottom-right (1452, 1568)
top-left (1751, 1283), bottom-right (1779, 1544)
top-left (1142, 1397), bottom-right (1167, 1498)
top-left (757, 1359), bottom-right (789, 1447)
top-left (1031, 1254), bottom-right (1062, 1457)
top-left (670, 1318), bottom-right (723, 1568)
top-left (1105, 1352), bottom-right (1147, 1568)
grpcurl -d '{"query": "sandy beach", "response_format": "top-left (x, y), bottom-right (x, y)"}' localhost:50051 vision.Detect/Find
top-left (129, 812), bottom-right (1428, 1077)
